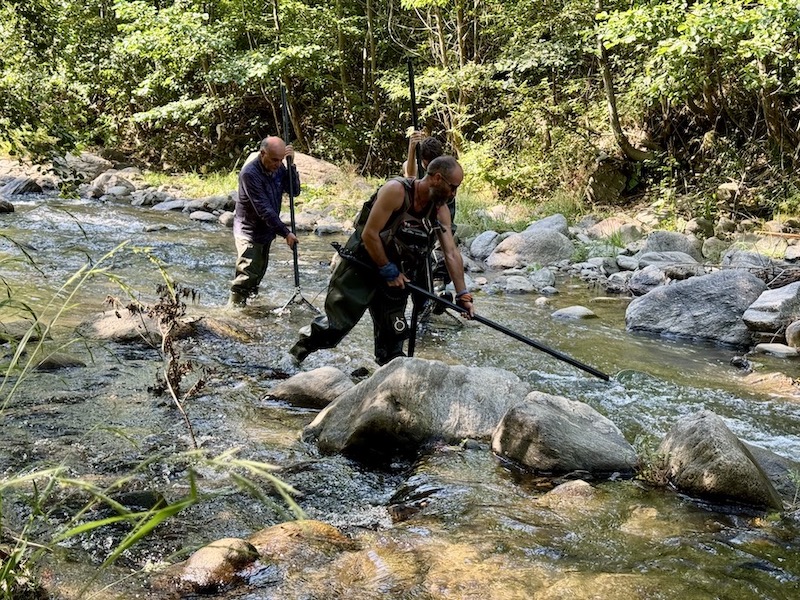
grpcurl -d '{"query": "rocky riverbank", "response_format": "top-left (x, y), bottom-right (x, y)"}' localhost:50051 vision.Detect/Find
top-left (5, 152), bottom-right (800, 358)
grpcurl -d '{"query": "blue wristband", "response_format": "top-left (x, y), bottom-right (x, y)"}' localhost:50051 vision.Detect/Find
top-left (378, 262), bottom-right (401, 282)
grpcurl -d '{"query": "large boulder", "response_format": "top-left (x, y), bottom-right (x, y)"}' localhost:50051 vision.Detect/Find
top-left (491, 392), bottom-right (637, 474)
top-left (486, 229), bottom-right (574, 269)
top-left (292, 152), bottom-right (341, 186)
top-left (242, 151), bottom-right (341, 186)
top-left (87, 171), bottom-right (135, 199)
top-left (786, 319), bottom-right (800, 348)
top-left (130, 189), bottom-right (170, 207)
top-left (183, 195), bottom-right (232, 213)
top-left (523, 214), bottom-right (569, 237)
top-left (742, 442), bottom-right (800, 505)
top-left (586, 216), bottom-right (643, 245)
top-left (625, 269), bottom-right (766, 346)
top-left (638, 230), bottom-right (702, 262)
top-left (742, 281), bottom-right (800, 334)
top-left (0, 197), bottom-right (14, 213)
top-left (702, 236), bottom-right (729, 262)
top-left (627, 264), bottom-right (668, 297)
top-left (64, 151), bottom-right (113, 180)
top-left (302, 358), bottom-right (530, 457)
top-left (585, 159), bottom-right (627, 205)
top-left (658, 411), bottom-right (783, 509)
top-left (0, 176), bottom-right (42, 195)
top-left (470, 230), bottom-right (501, 261)
top-left (152, 199), bottom-right (189, 211)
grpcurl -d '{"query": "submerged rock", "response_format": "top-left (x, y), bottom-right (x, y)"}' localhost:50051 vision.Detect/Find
top-left (76, 310), bottom-right (164, 346)
top-left (269, 366), bottom-right (354, 408)
top-left (153, 537), bottom-right (258, 593)
top-left (537, 480), bottom-right (597, 510)
top-left (550, 306), bottom-right (597, 320)
top-left (538, 572), bottom-right (694, 600)
top-left (33, 352), bottom-right (86, 371)
top-left (249, 520), bottom-right (356, 565)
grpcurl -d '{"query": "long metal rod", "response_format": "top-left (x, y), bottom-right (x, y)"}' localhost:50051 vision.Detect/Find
top-left (407, 57), bottom-right (424, 177)
top-left (275, 82), bottom-right (319, 315)
top-left (281, 83), bottom-right (301, 289)
top-left (406, 56), bottom-right (430, 357)
top-left (332, 242), bottom-right (609, 381)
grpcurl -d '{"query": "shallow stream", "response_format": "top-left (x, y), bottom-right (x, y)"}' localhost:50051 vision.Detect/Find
top-left (1, 194), bottom-right (799, 598)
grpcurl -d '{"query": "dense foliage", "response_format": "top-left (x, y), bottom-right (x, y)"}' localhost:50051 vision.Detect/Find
top-left (1, 0), bottom-right (799, 216)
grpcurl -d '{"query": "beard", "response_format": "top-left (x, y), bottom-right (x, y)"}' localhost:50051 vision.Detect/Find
top-left (430, 188), bottom-right (450, 207)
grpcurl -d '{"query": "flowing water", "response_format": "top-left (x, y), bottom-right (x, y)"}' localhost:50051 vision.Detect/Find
top-left (1, 193), bottom-right (799, 599)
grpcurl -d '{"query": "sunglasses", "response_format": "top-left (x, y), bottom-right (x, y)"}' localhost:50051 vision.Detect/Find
top-left (438, 173), bottom-right (460, 194)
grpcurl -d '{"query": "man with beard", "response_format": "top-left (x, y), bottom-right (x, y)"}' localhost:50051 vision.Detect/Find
top-left (286, 155), bottom-right (473, 368)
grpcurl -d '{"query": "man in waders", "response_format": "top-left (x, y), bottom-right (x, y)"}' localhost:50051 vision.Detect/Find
top-left (285, 155), bottom-right (474, 368)
top-left (228, 136), bottom-right (300, 307)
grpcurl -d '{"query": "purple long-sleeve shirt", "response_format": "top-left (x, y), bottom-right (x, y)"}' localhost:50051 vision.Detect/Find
top-left (233, 157), bottom-right (301, 244)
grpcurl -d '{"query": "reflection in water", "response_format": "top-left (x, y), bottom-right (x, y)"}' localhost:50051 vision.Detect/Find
top-left (1, 194), bottom-right (799, 598)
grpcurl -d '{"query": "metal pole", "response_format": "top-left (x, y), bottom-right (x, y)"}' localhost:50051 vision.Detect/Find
top-left (407, 57), bottom-right (424, 177)
top-left (281, 83), bottom-right (301, 290)
top-left (332, 243), bottom-right (610, 381)
top-left (274, 82), bottom-right (319, 315)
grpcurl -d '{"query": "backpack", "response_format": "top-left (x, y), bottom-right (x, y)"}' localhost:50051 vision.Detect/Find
top-left (345, 178), bottom-right (439, 273)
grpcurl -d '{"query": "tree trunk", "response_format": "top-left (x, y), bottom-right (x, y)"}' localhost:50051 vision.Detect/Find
top-left (336, 0), bottom-right (349, 93)
top-left (365, 0), bottom-right (377, 106)
top-left (473, 0), bottom-right (480, 62)
top-left (595, 0), bottom-right (654, 161)
top-left (434, 7), bottom-right (449, 69)
top-left (281, 77), bottom-right (307, 150)
top-left (272, 0), bottom-right (281, 36)
top-left (456, 0), bottom-right (466, 67)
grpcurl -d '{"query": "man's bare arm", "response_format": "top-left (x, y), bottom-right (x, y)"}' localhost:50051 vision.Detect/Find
top-left (436, 204), bottom-right (474, 316)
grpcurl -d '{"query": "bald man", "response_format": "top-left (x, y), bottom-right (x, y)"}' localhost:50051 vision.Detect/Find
top-left (229, 136), bottom-right (300, 307)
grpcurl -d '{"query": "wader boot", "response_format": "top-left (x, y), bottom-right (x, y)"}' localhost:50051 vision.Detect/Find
top-left (227, 290), bottom-right (247, 308)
